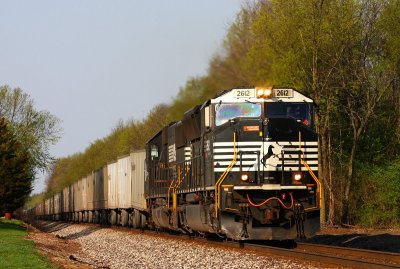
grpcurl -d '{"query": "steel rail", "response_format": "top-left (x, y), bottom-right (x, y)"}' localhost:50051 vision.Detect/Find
top-left (297, 242), bottom-right (400, 265)
top-left (239, 242), bottom-right (400, 269)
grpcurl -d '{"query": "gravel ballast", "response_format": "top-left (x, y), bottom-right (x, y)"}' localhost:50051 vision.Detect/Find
top-left (47, 223), bottom-right (321, 269)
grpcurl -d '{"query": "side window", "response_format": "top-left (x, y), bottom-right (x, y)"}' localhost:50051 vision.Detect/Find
top-left (204, 106), bottom-right (210, 128)
top-left (150, 144), bottom-right (159, 160)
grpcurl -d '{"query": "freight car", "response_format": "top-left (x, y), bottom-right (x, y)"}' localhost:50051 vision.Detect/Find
top-left (29, 87), bottom-right (321, 241)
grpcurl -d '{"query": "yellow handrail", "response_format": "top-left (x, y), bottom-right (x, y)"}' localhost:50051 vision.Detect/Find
top-left (214, 132), bottom-right (237, 219)
top-left (167, 174), bottom-right (176, 210)
top-left (172, 165), bottom-right (181, 214)
top-left (298, 131), bottom-right (322, 209)
top-left (302, 160), bottom-right (322, 208)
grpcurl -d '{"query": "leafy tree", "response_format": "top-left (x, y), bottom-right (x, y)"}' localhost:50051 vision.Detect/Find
top-left (0, 117), bottom-right (34, 213)
top-left (246, 0), bottom-right (400, 225)
top-left (0, 85), bottom-right (62, 171)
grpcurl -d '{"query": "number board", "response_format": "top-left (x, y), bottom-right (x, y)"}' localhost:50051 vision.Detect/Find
top-left (233, 89), bottom-right (255, 98)
top-left (273, 89), bottom-right (293, 98)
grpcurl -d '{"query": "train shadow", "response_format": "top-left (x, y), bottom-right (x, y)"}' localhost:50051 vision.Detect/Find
top-left (62, 226), bottom-right (102, 240)
top-left (34, 220), bottom-right (72, 233)
top-left (304, 233), bottom-right (400, 253)
top-left (32, 220), bottom-right (102, 240)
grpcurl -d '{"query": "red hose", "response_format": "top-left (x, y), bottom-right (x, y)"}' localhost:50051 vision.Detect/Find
top-left (246, 192), bottom-right (294, 210)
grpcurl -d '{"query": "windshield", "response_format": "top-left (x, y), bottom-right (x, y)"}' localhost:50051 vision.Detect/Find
top-left (215, 103), bottom-right (261, 126)
top-left (266, 103), bottom-right (311, 125)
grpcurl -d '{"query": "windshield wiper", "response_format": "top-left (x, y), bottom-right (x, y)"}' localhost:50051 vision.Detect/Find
top-left (245, 99), bottom-right (257, 104)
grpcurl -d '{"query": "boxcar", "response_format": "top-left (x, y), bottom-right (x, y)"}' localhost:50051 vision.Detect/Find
top-left (93, 166), bottom-right (108, 224)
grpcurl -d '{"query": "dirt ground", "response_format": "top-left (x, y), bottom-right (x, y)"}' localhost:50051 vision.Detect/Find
top-left (26, 223), bottom-right (93, 269)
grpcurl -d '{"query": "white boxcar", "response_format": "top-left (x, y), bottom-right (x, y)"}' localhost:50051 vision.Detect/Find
top-left (107, 161), bottom-right (119, 209)
top-left (45, 198), bottom-right (51, 216)
top-left (62, 185), bottom-right (73, 220)
top-left (62, 185), bottom-right (73, 213)
top-left (54, 192), bottom-right (62, 219)
top-left (94, 167), bottom-right (108, 209)
top-left (118, 155), bottom-right (132, 209)
top-left (73, 180), bottom-right (82, 213)
top-left (36, 201), bottom-right (44, 217)
top-left (131, 150), bottom-right (146, 210)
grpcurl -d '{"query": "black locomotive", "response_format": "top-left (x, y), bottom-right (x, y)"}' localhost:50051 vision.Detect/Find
top-left (146, 87), bottom-right (321, 240)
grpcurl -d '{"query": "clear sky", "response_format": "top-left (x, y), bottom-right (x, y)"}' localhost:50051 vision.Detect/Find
top-left (0, 1), bottom-right (244, 193)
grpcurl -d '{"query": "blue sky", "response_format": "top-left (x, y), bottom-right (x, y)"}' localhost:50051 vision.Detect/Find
top-left (0, 1), bottom-right (244, 193)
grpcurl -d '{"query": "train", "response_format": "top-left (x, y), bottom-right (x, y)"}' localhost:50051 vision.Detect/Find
top-left (27, 87), bottom-right (321, 241)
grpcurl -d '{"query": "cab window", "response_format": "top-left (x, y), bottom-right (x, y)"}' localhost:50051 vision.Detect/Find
top-left (266, 103), bottom-right (311, 125)
top-left (215, 103), bottom-right (261, 126)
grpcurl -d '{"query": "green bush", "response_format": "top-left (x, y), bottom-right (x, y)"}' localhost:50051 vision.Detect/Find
top-left (355, 159), bottom-right (400, 228)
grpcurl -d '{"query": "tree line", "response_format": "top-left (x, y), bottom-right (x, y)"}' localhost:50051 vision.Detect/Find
top-left (0, 86), bottom-right (61, 214)
top-left (39, 0), bottom-right (399, 227)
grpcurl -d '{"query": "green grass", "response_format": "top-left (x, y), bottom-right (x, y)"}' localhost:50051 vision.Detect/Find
top-left (0, 218), bottom-right (53, 269)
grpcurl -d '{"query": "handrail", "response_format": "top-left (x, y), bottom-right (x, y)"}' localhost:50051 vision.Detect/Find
top-left (214, 132), bottom-right (237, 219)
top-left (167, 179), bottom-right (175, 209)
top-left (172, 165), bottom-right (181, 214)
top-left (302, 160), bottom-right (322, 208)
top-left (298, 131), bottom-right (322, 209)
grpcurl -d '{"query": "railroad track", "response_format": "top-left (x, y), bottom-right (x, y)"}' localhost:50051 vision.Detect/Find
top-left (34, 220), bottom-right (400, 269)
top-left (236, 241), bottom-right (400, 269)
top-left (153, 231), bottom-right (400, 268)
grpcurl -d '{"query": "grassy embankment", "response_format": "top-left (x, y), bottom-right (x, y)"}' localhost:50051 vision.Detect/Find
top-left (0, 218), bottom-right (53, 269)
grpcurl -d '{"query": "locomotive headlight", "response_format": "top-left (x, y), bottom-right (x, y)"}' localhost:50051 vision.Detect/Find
top-left (293, 172), bottom-right (302, 182)
top-left (240, 174), bottom-right (249, 182)
top-left (256, 87), bottom-right (273, 98)
top-left (256, 88), bottom-right (265, 97)
top-left (264, 88), bottom-right (272, 97)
